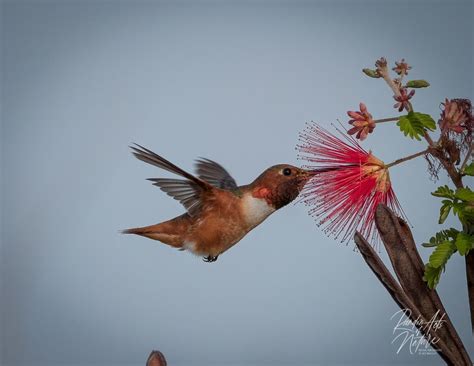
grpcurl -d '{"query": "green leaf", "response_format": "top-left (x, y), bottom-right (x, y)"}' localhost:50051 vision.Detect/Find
top-left (406, 80), bottom-right (430, 88)
top-left (397, 114), bottom-right (424, 140)
top-left (423, 264), bottom-right (443, 289)
top-left (431, 185), bottom-right (455, 199)
top-left (422, 228), bottom-right (459, 247)
top-left (362, 68), bottom-right (380, 78)
top-left (410, 112), bottom-right (437, 131)
top-left (397, 112), bottom-right (436, 140)
top-left (463, 162), bottom-right (474, 176)
top-left (453, 201), bottom-right (474, 226)
top-left (428, 240), bottom-right (456, 268)
top-left (455, 232), bottom-right (474, 256)
top-left (422, 235), bottom-right (438, 247)
top-left (455, 187), bottom-right (474, 202)
top-left (439, 201), bottom-right (452, 224)
top-left (463, 205), bottom-right (474, 219)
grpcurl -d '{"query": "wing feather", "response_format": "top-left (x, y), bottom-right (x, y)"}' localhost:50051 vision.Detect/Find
top-left (195, 158), bottom-right (238, 190)
top-left (130, 145), bottom-right (213, 216)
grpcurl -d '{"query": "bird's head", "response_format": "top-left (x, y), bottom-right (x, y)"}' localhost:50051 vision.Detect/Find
top-left (251, 164), bottom-right (311, 209)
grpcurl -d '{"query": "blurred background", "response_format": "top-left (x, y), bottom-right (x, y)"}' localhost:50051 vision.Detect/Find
top-left (1, 0), bottom-right (472, 365)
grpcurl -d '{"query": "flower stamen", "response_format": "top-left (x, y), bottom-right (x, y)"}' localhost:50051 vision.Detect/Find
top-left (297, 123), bottom-right (406, 247)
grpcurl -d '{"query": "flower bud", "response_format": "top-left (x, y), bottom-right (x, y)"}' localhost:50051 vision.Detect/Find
top-left (362, 68), bottom-right (380, 78)
top-left (406, 80), bottom-right (430, 88)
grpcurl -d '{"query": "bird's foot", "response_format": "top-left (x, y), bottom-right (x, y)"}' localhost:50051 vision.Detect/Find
top-left (203, 255), bottom-right (219, 263)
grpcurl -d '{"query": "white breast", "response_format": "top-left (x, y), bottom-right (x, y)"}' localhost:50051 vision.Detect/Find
top-left (241, 193), bottom-right (276, 228)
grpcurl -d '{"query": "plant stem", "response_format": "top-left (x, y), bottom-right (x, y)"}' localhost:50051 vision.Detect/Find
top-left (380, 74), bottom-right (437, 147)
top-left (379, 69), bottom-right (401, 98)
top-left (375, 117), bottom-right (399, 123)
top-left (378, 63), bottom-right (462, 184)
top-left (460, 143), bottom-right (474, 332)
top-left (423, 131), bottom-right (435, 147)
top-left (460, 142), bottom-right (473, 173)
top-left (378, 58), bottom-right (473, 333)
top-left (385, 149), bottom-right (429, 169)
top-left (428, 146), bottom-right (464, 188)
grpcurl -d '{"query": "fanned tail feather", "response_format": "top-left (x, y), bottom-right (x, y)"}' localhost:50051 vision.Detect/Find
top-left (121, 223), bottom-right (182, 248)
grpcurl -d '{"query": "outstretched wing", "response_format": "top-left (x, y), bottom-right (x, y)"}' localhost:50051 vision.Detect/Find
top-left (130, 144), bottom-right (214, 216)
top-left (194, 158), bottom-right (238, 190)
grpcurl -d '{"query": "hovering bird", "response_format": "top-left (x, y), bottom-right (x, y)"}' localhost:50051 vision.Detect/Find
top-left (123, 144), bottom-right (311, 262)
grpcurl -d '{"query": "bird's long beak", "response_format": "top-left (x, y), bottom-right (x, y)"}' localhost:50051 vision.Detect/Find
top-left (298, 169), bottom-right (311, 178)
top-left (297, 169), bottom-right (312, 188)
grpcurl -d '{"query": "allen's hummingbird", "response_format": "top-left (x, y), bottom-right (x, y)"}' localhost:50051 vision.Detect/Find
top-left (123, 144), bottom-right (311, 262)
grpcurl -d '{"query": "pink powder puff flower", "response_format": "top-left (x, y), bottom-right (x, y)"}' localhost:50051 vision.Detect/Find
top-left (297, 123), bottom-right (405, 246)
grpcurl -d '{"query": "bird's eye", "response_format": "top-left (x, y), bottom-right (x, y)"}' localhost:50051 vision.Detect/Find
top-left (282, 168), bottom-right (292, 176)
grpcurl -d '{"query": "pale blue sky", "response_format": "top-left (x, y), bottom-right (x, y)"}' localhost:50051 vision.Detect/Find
top-left (1, 1), bottom-right (473, 365)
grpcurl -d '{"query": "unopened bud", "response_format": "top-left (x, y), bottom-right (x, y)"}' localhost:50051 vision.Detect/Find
top-left (362, 68), bottom-right (380, 78)
top-left (405, 80), bottom-right (430, 88)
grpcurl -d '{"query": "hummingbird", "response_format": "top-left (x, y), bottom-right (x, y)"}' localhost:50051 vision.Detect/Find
top-left (123, 144), bottom-right (311, 262)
